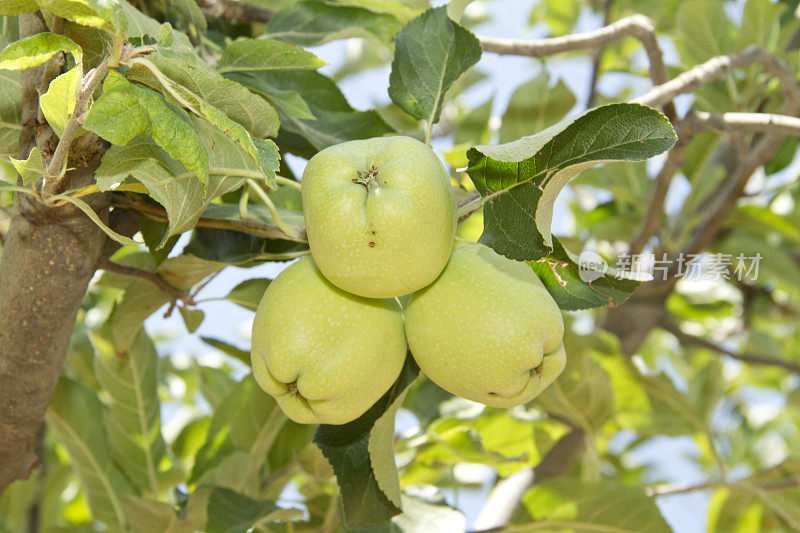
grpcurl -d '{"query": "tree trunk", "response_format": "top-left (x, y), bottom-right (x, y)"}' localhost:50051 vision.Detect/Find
top-left (0, 12), bottom-right (112, 496)
top-left (0, 168), bottom-right (110, 494)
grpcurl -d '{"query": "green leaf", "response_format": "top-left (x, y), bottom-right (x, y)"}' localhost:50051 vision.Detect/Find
top-left (453, 96), bottom-right (492, 146)
top-left (265, 0), bottom-right (402, 46)
top-left (707, 461), bottom-right (800, 532)
top-left (0, 32), bottom-right (81, 70)
top-left (0, 70), bottom-right (22, 157)
top-left (388, 6), bottom-right (482, 133)
top-left (121, 496), bottom-right (205, 533)
top-left (36, 0), bottom-right (120, 31)
top-left (132, 84), bottom-right (210, 184)
top-left (84, 69), bottom-right (149, 146)
top-left (467, 103), bottom-right (676, 262)
top-left (205, 487), bottom-right (277, 533)
top-left (227, 70), bottom-right (392, 156)
top-left (198, 366), bottom-right (237, 410)
top-left (530, 0), bottom-right (580, 36)
top-left (138, 216), bottom-right (178, 266)
top-left (167, 0), bottom-right (207, 33)
top-left (39, 66), bottom-right (80, 137)
top-left (128, 52), bottom-right (280, 139)
top-left (94, 119), bottom-right (252, 241)
top-left (191, 376), bottom-right (286, 490)
top-left (119, 1), bottom-right (193, 51)
top-left (52, 193), bottom-right (140, 247)
top-left (499, 72), bottom-right (576, 143)
top-left (88, 70), bottom-right (210, 183)
top-left (529, 238), bottom-right (643, 310)
top-left (9, 146), bottom-right (42, 187)
top-left (224, 278), bottom-right (271, 311)
top-left (314, 355), bottom-right (419, 530)
top-left (92, 327), bottom-right (167, 495)
top-left (0, 0), bottom-right (37, 15)
top-left (46, 378), bottom-right (133, 530)
top-left (195, 100), bottom-right (271, 185)
top-left (184, 226), bottom-right (308, 266)
top-left (358, 495), bottom-right (467, 532)
top-left (200, 337), bottom-right (250, 366)
top-left (179, 307), bottom-right (205, 333)
top-left (156, 253), bottom-right (224, 291)
top-left (254, 138), bottom-right (280, 186)
top-left (522, 478), bottom-right (671, 533)
top-left (217, 38), bottom-right (325, 73)
top-left (676, 0), bottom-right (734, 64)
top-left (533, 331), bottom-right (614, 431)
top-left (738, 0), bottom-right (784, 50)
top-left (601, 355), bottom-right (708, 437)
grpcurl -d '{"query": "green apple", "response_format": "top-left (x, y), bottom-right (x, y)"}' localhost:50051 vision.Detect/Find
top-left (405, 244), bottom-right (566, 408)
top-left (301, 135), bottom-right (456, 298)
top-left (250, 256), bottom-right (407, 425)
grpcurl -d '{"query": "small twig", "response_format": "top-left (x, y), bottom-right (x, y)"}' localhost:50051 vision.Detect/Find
top-left (198, 0), bottom-right (276, 25)
top-left (480, 14), bottom-right (676, 119)
top-left (101, 259), bottom-right (196, 312)
top-left (628, 123), bottom-right (694, 255)
top-left (634, 45), bottom-right (800, 112)
top-left (662, 319), bottom-right (800, 375)
top-left (113, 195), bottom-right (308, 242)
top-left (586, 0), bottom-right (614, 108)
top-left (42, 59), bottom-right (110, 195)
top-left (246, 179), bottom-right (304, 240)
top-left (274, 176), bottom-right (301, 190)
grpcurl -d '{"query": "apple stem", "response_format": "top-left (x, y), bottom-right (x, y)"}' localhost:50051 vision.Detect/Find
top-left (352, 165), bottom-right (379, 190)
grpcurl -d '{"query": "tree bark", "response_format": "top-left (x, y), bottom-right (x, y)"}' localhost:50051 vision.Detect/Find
top-left (0, 13), bottom-right (112, 496)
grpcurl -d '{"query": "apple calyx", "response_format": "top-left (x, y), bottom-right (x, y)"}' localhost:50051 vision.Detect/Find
top-left (287, 381), bottom-right (301, 398)
top-left (352, 165), bottom-right (379, 190)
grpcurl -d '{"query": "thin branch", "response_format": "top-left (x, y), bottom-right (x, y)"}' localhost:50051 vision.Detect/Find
top-left (634, 45), bottom-right (800, 112)
top-left (628, 122), bottom-right (695, 255)
top-left (480, 14), bottom-right (676, 119)
top-left (586, 0), bottom-right (614, 108)
top-left (112, 195), bottom-right (308, 242)
top-left (688, 110), bottom-right (800, 138)
top-left (198, 0), bottom-right (276, 25)
top-left (42, 59), bottom-right (110, 195)
top-left (100, 259), bottom-right (196, 311)
top-left (648, 477), bottom-right (800, 497)
top-left (662, 320), bottom-right (800, 375)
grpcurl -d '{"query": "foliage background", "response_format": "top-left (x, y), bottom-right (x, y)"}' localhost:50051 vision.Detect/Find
top-left (1, 0), bottom-right (799, 532)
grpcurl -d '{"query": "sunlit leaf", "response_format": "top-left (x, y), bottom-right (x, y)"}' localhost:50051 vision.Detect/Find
top-left (217, 38), bottom-right (325, 73)
top-left (467, 103), bottom-right (676, 262)
top-left (388, 6), bottom-right (482, 130)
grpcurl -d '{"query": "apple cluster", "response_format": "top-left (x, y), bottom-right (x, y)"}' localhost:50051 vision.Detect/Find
top-left (251, 136), bottom-right (566, 425)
